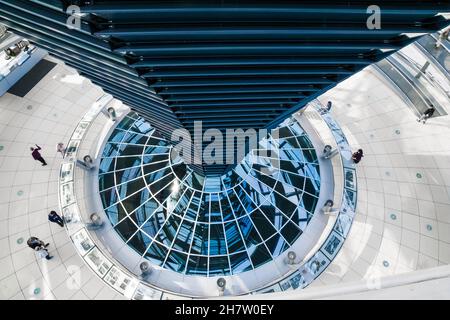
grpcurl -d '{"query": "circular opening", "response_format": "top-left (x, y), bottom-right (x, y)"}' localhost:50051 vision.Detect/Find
top-left (98, 113), bottom-right (322, 277)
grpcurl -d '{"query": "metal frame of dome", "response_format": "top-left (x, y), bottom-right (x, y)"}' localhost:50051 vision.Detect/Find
top-left (98, 112), bottom-right (321, 276)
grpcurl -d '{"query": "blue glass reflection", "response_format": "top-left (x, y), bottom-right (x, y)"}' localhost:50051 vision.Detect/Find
top-left (99, 113), bottom-right (321, 276)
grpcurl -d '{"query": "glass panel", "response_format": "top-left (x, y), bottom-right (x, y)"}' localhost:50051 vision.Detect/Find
top-left (250, 209), bottom-right (277, 239)
top-left (114, 218), bottom-right (138, 242)
top-left (173, 219), bottom-right (195, 252)
top-left (186, 255), bottom-right (208, 276)
top-left (129, 117), bottom-right (153, 135)
top-left (224, 220), bottom-right (246, 252)
top-left (164, 250), bottom-right (188, 273)
top-left (208, 256), bottom-right (230, 276)
top-left (236, 185), bottom-right (257, 214)
top-left (209, 195), bottom-right (222, 223)
top-left (265, 234), bottom-right (289, 257)
top-left (281, 220), bottom-right (302, 245)
top-left (117, 177), bottom-right (145, 199)
top-left (115, 156), bottom-right (142, 171)
top-left (196, 193), bottom-right (209, 223)
top-left (128, 231), bottom-right (152, 254)
top-left (220, 192), bottom-right (234, 222)
top-left (115, 166), bottom-right (142, 185)
top-left (184, 191), bottom-right (201, 221)
top-left (99, 173), bottom-right (115, 191)
top-left (141, 207), bottom-right (166, 238)
top-left (229, 251), bottom-right (252, 274)
top-left (156, 214), bottom-right (182, 247)
top-left (116, 116), bottom-right (136, 130)
top-left (122, 131), bottom-right (149, 145)
top-left (238, 216), bottom-right (263, 249)
top-left (99, 157), bottom-right (115, 174)
top-left (108, 129), bottom-right (126, 143)
top-left (190, 223), bottom-right (209, 255)
top-left (259, 204), bottom-right (284, 229)
top-left (102, 142), bottom-right (121, 158)
top-left (118, 144), bottom-right (145, 156)
top-left (145, 241), bottom-right (168, 266)
top-left (209, 223), bottom-right (227, 255)
top-left (302, 192), bottom-right (319, 214)
top-left (122, 188), bottom-right (150, 222)
top-left (228, 189), bottom-right (246, 218)
top-left (104, 205), bottom-right (120, 226)
top-left (100, 187), bottom-right (118, 208)
top-left (249, 244), bottom-right (272, 268)
top-left (149, 173), bottom-right (174, 196)
top-left (133, 198), bottom-right (158, 227)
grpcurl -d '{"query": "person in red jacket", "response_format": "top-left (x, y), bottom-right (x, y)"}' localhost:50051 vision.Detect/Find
top-left (30, 144), bottom-right (47, 166)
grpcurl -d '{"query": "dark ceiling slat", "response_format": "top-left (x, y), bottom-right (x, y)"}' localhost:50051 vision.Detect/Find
top-left (165, 93), bottom-right (304, 102)
top-left (114, 42), bottom-right (400, 56)
top-left (158, 86), bottom-right (321, 95)
top-left (142, 67), bottom-right (353, 78)
top-left (131, 57), bottom-right (373, 68)
top-left (152, 78), bottom-right (335, 88)
top-left (177, 112), bottom-right (282, 120)
top-left (78, 3), bottom-right (450, 17)
top-left (171, 101), bottom-right (294, 108)
top-left (175, 107), bottom-right (288, 114)
top-left (95, 26), bottom-right (429, 41)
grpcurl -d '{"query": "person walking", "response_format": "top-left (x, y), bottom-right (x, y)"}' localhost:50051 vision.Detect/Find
top-left (417, 105), bottom-right (435, 124)
top-left (352, 149), bottom-right (364, 164)
top-left (27, 236), bottom-right (49, 250)
top-left (30, 144), bottom-right (47, 166)
top-left (35, 245), bottom-right (53, 260)
top-left (56, 142), bottom-right (66, 158)
top-left (48, 210), bottom-right (64, 227)
top-left (320, 101), bottom-right (332, 114)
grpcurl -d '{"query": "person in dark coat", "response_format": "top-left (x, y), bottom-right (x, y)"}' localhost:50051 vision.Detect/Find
top-left (27, 236), bottom-right (49, 250)
top-left (30, 144), bottom-right (47, 166)
top-left (352, 149), bottom-right (364, 164)
top-left (48, 210), bottom-right (64, 227)
top-left (320, 101), bottom-right (333, 114)
top-left (417, 105), bottom-right (435, 124)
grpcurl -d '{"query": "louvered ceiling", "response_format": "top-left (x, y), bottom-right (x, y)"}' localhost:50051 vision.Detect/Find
top-left (1, 0), bottom-right (449, 175)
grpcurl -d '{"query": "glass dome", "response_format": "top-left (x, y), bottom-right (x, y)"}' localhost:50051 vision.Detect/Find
top-left (98, 112), bottom-right (320, 277)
